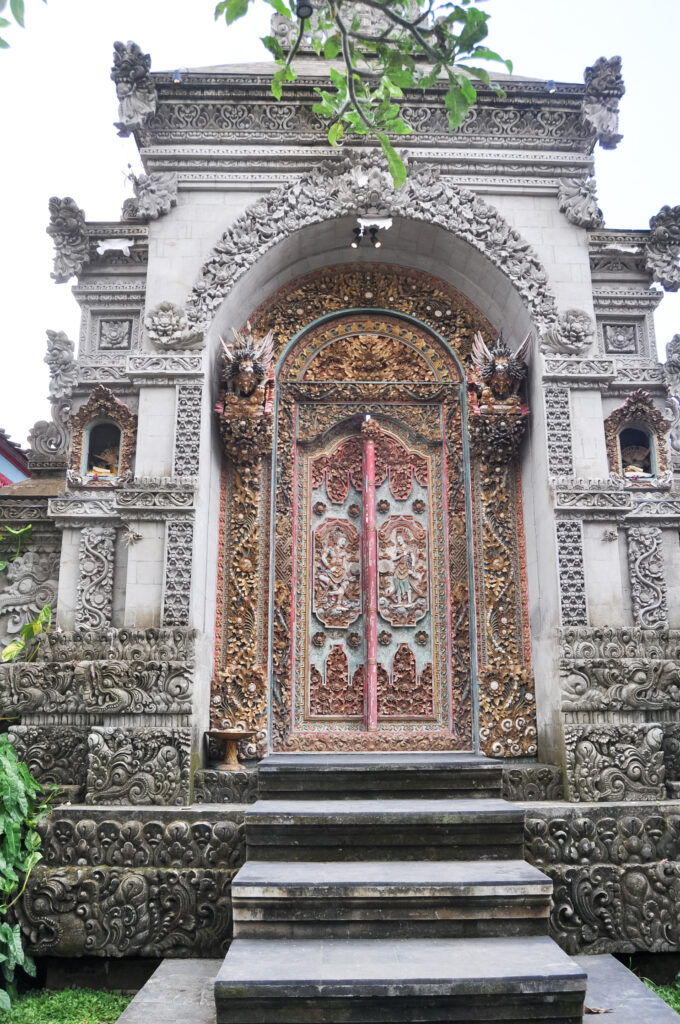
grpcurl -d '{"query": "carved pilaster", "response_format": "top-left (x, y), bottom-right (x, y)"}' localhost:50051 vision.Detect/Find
top-left (75, 526), bottom-right (116, 629)
top-left (173, 384), bottom-right (202, 477)
top-left (556, 520), bottom-right (587, 625)
top-left (626, 525), bottom-right (668, 629)
top-left (162, 520), bottom-right (193, 626)
top-left (544, 387), bottom-right (574, 476)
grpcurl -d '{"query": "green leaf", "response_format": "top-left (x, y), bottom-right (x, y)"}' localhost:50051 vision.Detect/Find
top-left (377, 133), bottom-right (406, 189)
top-left (1, 637), bottom-right (25, 662)
top-left (37, 604), bottom-right (51, 632)
top-left (264, 0), bottom-right (290, 16)
top-left (9, 0), bottom-right (23, 28)
top-left (0, 988), bottom-right (10, 1011)
top-left (0, 561), bottom-right (7, 572)
top-left (223, 0), bottom-right (249, 25)
top-left (324, 35), bottom-right (340, 60)
top-left (418, 64), bottom-right (442, 90)
top-left (261, 34), bottom-right (284, 60)
top-left (328, 121), bottom-right (345, 146)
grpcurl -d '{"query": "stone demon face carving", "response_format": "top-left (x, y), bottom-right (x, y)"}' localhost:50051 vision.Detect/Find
top-left (221, 325), bottom-right (274, 398)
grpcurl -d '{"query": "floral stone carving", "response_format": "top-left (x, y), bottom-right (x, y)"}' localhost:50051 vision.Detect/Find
top-left (645, 204), bottom-right (680, 292)
top-left (9, 726), bottom-right (88, 790)
top-left (215, 326), bottom-right (274, 464)
top-left (76, 527), bottom-right (116, 630)
top-left (0, 548), bottom-right (60, 647)
top-left (143, 300), bottom-right (204, 351)
top-left (46, 196), bottom-right (89, 283)
top-left (28, 330), bottom-right (78, 472)
top-left (564, 724), bottom-right (665, 802)
top-left (557, 177), bottom-right (604, 229)
top-left (541, 309), bottom-right (595, 356)
top-left (86, 727), bottom-right (191, 805)
top-left (626, 526), bottom-right (668, 630)
top-left (582, 56), bottom-right (625, 149)
top-left (502, 764), bottom-right (563, 802)
top-left (666, 334), bottom-right (680, 396)
top-left (111, 40), bottom-right (157, 137)
top-left (122, 171), bottom-right (177, 221)
top-left (561, 657), bottom-right (680, 711)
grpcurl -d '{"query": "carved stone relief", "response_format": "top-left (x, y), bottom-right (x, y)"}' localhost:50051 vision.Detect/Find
top-left (603, 322), bottom-right (638, 355)
top-left (194, 769), bottom-right (259, 805)
top-left (666, 334), bottom-right (680, 396)
top-left (27, 330), bottom-right (77, 474)
top-left (544, 387), bottom-right (574, 476)
top-left (111, 40), bottom-right (158, 137)
top-left (122, 172), bottom-right (178, 221)
top-left (557, 177), bottom-right (603, 229)
top-left (541, 311), bottom-right (594, 356)
top-left (76, 526), bottom-right (116, 630)
top-left (645, 205), bottom-right (680, 292)
top-left (173, 385), bottom-right (202, 477)
top-left (581, 55), bottom-right (625, 149)
top-left (86, 727), bottom-right (191, 805)
top-left (47, 196), bottom-right (89, 283)
top-left (564, 724), bottom-right (665, 802)
top-left (8, 726), bottom-right (89, 790)
top-left (561, 657), bottom-right (680, 711)
top-left (162, 521), bottom-right (194, 626)
top-left (99, 319), bottom-right (132, 351)
top-left (555, 521), bottom-right (588, 626)
top-left (626, 526), bottom-right (669, 629)
top-left (0, 547), bottom-right (60, 647)
top-left (502, 764), bottom-right (563, 802)
top-left (143, 301), bottom-right (204, 351)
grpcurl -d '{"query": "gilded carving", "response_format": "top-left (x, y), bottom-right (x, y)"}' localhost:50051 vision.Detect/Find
top-left (216, 325), bottom-right (274, 465)
top-left (312, 519), bottom-right (361, 629)
top-left (69, 385), bottom-right (137, 480)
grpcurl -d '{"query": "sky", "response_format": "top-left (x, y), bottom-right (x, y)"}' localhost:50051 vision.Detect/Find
top-left (0, 0), bottom-right (678, 446)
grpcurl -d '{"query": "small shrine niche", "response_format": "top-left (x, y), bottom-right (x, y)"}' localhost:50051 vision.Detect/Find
top-left (85, 421), bottom-right (123, 477)
top-left (604, 389), bottom-right (671, 484)
top-left (70, 384), bottom-right (138, 483)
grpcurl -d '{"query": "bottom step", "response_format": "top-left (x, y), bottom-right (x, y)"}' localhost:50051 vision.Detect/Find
top-left (215, 935), bottom-right (586, 1023)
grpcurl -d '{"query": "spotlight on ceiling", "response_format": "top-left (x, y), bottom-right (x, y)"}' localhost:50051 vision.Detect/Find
top-left (369, 227), bottom-right (381, 249)
top-left (544, 80), bottom-right (556, 94)
top-left (350, 227), bottom-right (362, 249)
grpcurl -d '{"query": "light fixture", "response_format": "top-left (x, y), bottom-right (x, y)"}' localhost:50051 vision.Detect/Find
top-left (172, 67), bottom-right (188, 84)
top-left (296, 1), bottom-right (314, 18)
top-left (369, 226), bottom-right (381, 249)
top-left (350, 227), bottom-right (362, 249)
top-left (544, 80), bottom-right (556, 94)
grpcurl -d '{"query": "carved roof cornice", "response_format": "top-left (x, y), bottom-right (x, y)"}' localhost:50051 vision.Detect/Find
top-left (589, 229), bottom-right (651, 283)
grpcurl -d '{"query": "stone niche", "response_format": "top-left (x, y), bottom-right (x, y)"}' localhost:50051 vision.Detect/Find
top-left (69, 384), bottom-right (137, 482)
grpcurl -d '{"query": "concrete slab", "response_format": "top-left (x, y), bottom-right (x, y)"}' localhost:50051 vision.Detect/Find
top-left (115, 958), bottom-right (221, 1024)
top-left (575, 954), bottom-right (680, 1022)
top-left (246, 797), bottom-right (520, 821)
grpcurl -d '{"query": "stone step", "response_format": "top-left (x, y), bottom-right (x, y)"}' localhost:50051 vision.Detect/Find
top-left (214, 935), bottom-right (587, 1023)
top-left (231, 859), bottom-right (552, 939)
top-left (245, 798), bottom-right (525, 861)
top-left (257, 752), bottom-right (503, 800)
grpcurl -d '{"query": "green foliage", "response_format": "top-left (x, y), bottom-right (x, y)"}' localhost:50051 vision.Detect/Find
top-left (645, 974), bottom-right (680, 1013)
top-left (0, 736), bottom-right (54, 1009)
top-left (0, 0), bottom-right (46, 48)
top-left (0, 986), bottom-right (131, 1023)
top-left (1, 604), bottom-right (51, 664)
top-left (215, 0), bottom-right (512, 186)
top-left (0, 524), bottom-right (32, 574)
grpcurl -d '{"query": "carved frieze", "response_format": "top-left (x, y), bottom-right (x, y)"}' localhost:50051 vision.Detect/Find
top-left (557, 178), bottom-right (603, 229)
top-left (581, 56), bottom-right (625, 149)
top-left (626, 525), bottom-right (668, 629)
top-left (18, 866), bottom-right (233, 958)
top-left (561, 658), bottom-right (680, 711)
top-left (502, 764), bottom-right (563, 802)
top-left (478, 664), bottom-right (536, 758)
top-left (541, 310), bottom-right (595, 356)
top-left (77, 660), bottom-right (192, 715)
top-left (86, 727), bottom-right (191, 805)
top-left (564, 723), bottom-right (665, 802)
top-left (122, 172), bottom-right (177, 221)
top-left (36, 626), bottom-right (196, 663)
top-left (560, 626), bottom-right (680, 661)
top-left (76, 526), bottom-right (116, 630)
top-left (185, 158), bottom-right (559, 337)
top-left (194, 770), bottom-right (259, 805)
top-left (143, 301), bottom-right (204, 351)
top-left (645, 205), bottom-right (680, 292)
top-left (47, 197), bottom-right (89, 283)
top-left (111, 40), bottom-right (157, 136)
top-left (0, 661), bottom-right (80, 716)
top-left (8, 726), bottom-right (88, 789)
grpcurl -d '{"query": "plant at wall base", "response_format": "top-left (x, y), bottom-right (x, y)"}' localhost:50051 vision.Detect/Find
top-left (0, 525), bottom-right (32, 574)
top-left (0, 605), bottom-right (51, 664)
top-left (215, 0), bottom-right (512, 186)
top-left (0, 736), bottom-right (54, 1010)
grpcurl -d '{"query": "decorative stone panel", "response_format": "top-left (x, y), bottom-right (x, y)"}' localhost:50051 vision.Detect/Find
top-left (662, 724), bottom-right (680, 782)
top-left (524, 801), bottom-right (680, 954)
top-left (544, 387), bottom-right (574, 476)
top-left (76, 526), bottom-right (116, 629)
top-left (626, 525), bottom-right (669, 629)
top-left (555, 521), bottom-right (588, 626)
top-left (0, 661), bottom-right (80, 716)
top-left (36, 626), bottom-right (197, 663)
top-left (8, 726), bottom-right (89, 792)
top-left (77, 660), bottom-right (192, 715)
top-left (173, 384), bottom-right (202, 477)
top-left (86, 727), bottom-right (191, 805)
top-left (502, 764), bottom-right (563, 802)
top-left (194, 769), bottom-right (259, 805)
top-left (563, 723), bottom-right (665, 802)
top-left (561, 657), bottom-right (680, 711)
top-left (162, 521), bottom-right (194, 626)
top-left (0, 547), bottom-right (60, 646)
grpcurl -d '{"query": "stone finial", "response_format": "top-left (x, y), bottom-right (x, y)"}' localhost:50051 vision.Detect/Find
top-left (557, 177), bottom-right (604, 230)
top-left (27, 330), bottom-right (78, 474)
top-left (645, 205), bottom-right (680, 292)
top-left (122, 171), bottom-right (178, 222)
top-left (47, 196), bottom-right (89, 283)
top-left (111, 40), bottom-right (157, 137)
top-left (143, 301), bottom-right (204, 350)
top-left (582, 56), bottom-right (625, 149)
top-left (541, 309), bottom-right (595, 356)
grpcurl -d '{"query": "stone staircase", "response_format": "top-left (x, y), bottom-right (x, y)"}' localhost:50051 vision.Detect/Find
top-left (215, 752), bottom-right (586, 1023)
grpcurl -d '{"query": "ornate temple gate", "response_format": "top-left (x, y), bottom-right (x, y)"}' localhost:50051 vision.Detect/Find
top-left (213, 266), bottom-right (537, 757)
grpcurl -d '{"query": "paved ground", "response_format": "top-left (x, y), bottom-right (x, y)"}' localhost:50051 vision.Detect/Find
top-left (115, 952), bottom-right (680, 1023)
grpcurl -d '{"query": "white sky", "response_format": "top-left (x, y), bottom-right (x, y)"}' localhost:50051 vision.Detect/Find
top-left (0, 0), bottom-right (678, 446)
